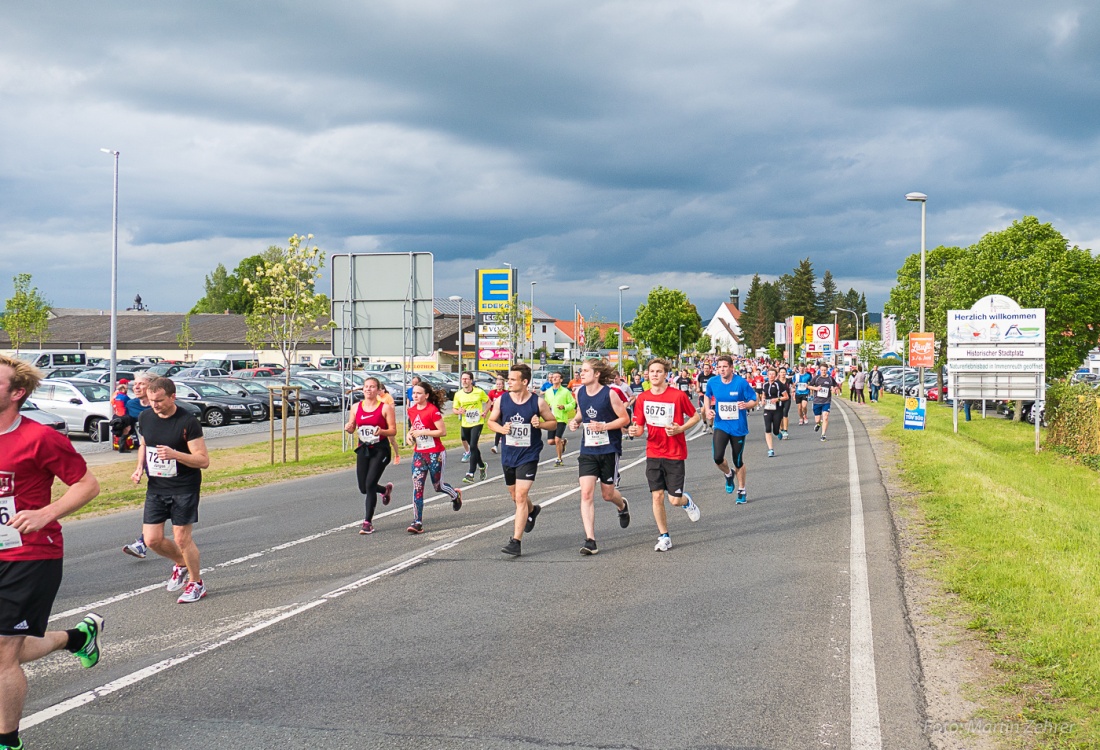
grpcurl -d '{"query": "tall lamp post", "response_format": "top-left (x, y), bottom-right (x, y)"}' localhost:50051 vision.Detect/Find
top-left (100, 148), bottom-right (120, 394)
top-left (530, 281), bottom-right (537, 367)
top-left (906, 192), bottom-right (928, 401)
top-left (829, 309), bottom-right (839, 366)
top-left (448, 295), bottom-right (463, 372)
top-left (860, 311), bottom-right (869, 369)
top-left (678, 324), bottom-right (685, 371)
top-left (617, 285), bottom-right (629, 375)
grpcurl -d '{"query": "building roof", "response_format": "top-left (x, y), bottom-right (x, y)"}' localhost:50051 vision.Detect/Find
top-left (554, 320), bottom-right (634, 344)
top-left (432, 298), bottom-right (553, 321)
top-left (722, 302), bottom-right (742, 321)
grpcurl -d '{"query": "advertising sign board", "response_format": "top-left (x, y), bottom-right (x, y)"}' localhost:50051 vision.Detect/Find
top-left (903, 396), bottom-right (927, 430)
top-left (476, 268), bottom-right (516, 371)
top-left (909, 332), bottom-right (936, 368)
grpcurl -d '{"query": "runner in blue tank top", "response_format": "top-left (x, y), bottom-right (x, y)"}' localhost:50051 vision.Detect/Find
top-left (567, 358), bottom-right (631, 556)
top-left (487, 364), bottom-right (558, 558)
top-left (703, 354), bottom-right (758, 504)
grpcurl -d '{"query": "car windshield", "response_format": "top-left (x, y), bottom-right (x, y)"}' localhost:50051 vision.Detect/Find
top-left (236, 381), bottom-right (270, 395)
top-left (73, 383), bottom-right (111, 402)
top-left (191, 384), bottom-right (230, 397)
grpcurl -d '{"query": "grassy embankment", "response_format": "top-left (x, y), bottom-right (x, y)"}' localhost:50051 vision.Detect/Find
top-left (870, 393), bottom-right (1099, 748)
top-left (61, 414), bottom-right (465, 517)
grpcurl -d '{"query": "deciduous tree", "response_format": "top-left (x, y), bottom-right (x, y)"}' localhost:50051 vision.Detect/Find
top-left (2, 274), bottom-right (51, 351)
top-left (630, 286), bottom-right (702, 359)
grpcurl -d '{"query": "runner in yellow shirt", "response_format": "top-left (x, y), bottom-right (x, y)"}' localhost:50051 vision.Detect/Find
top-left (452, 372), bottom-right (490, 483)
top-left (542, 371), bottom-right (577, 467)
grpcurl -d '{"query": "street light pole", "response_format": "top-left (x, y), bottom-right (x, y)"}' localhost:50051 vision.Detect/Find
top-left (618, 285), bottom-right (629, 376)
top-left (860, 311), bottom-right (869, 369)
top-left (530, 281), bottom-right (537, 367)
top-left (678, 324), bottom-right (684, 371)
top-left (101, 148), bottom-right (119, 394)
top-left (906, 192), bottom-right (928, 402)
top-left (448, 295), bottom-right (463, 372)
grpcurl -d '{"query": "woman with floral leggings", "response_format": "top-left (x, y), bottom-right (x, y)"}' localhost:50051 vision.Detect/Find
top-left (404, 381), bottom-right (462, 534)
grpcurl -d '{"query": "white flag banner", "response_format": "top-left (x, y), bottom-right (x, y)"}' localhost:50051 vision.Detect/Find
top-left (881, 314), bottom-right (897, 355)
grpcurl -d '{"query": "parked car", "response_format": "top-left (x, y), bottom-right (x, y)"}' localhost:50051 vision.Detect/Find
top-left (174, 380), bottom-right (267, 426)
top-left (20, 401), bottom-right (68, 434)
top-left (309, 370), bottom-right (400, 405)
top-left (417, 373), bottom-right (459, 400)
top-left (145, 362), bottom-right (191, 378)
top-left (233, 368), bottom-right (277, 379)
top-left (27, 379), bottom-right (113, 442)
top-left (280, 377), bottom-right (344, 414)
top-left (258, 364), bottom-right (286, 375)
top-left (361, 362), bottom-right (403, 376)
top-left (203, 378), bottom-right (273, 420)
top-left (66, 370), bottom-right (137, 385)
top-left (44, 367), bottom-right (89, 379)
top-left (13, 350), bottom-right (88, 369)
top-left (221, 375), bottom-right (340, 416)
top-left (173, 367), bottom-right (231, 379)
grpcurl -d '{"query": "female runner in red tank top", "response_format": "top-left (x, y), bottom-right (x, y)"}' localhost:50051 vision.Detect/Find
top-left (344, 377), bottom-right (397, 535)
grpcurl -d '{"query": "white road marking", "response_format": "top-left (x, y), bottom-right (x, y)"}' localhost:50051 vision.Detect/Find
top-left (838, 404), bottom-right (883, 749)
top-left (25, 453), bottom-right (650, 730)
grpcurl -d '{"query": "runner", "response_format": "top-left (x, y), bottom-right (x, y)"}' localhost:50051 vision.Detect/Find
top-left (627, 358), bottom-right (701, 551)
top-left (121, 371), bottom-right (155, 559)
top-left (451, 372), bottom-right (489, 483)
top-left (704, 355), bottom-right (758, 504)
top-left (130, 377), bottom-right (210, 603)
top-left (760, 367), bottom-right (785, 458)
top-left (0, 354), bottom-right (104, 750)
top-left (674, 369), bottom-right (693, 397)
top-left (404, 381), bottom-right (462, 534)
top-left (541, 371), bottom-right (576, 467)
top-left (376, 379), bottom-right (402, 464)
top-left (794, 364), bottom-right (812, 426)
top-left (344, 377), bottom-right (396, 535)
top-left (749, 367), bottom-right (765, 411)
top-left (695, 361), bottom-right (715, 433)
top-left (810, 362), bottom-right (841, 441)
top-left (488, 364), bottom-right (557, 557)
top-left (777, 366), bottom-right (793, 439)
top-left (567, 359), bottom-right (631, 556)
top-left (487, 375), bottom-right (506, 454)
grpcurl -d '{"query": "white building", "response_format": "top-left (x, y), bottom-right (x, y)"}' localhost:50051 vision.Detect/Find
top-left (703, 288), bottom-right (744, 356)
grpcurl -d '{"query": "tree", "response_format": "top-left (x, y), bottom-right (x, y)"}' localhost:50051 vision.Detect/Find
top-left (818, 270), bottom-right (839, 320)
top-left (780, 258), bottom-right (818, 322)
top-left (886, 244), bottom-right (968, 370)
top-left (2, 274), bottom-right (51, 351)
top-left (242, 235), bottom-right (332, 386)
top-left (630, 286), bottom-right (703, 359)
top-left (191, 247), bottom-right (292, 314)
top-left (176, 314), bottom-right (195, 359)
top-left (602, 327), bottom-right (619, 349)
top-left (191, 263), bottom-right (234, 314)
top-left (737, 275), bottom-right (772, 353)
top-left (694, 333), bottom-right (713, 355)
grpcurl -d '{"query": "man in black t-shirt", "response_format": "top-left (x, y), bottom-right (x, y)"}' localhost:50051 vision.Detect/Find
top-left (131, 377), bottom-right (210, 604)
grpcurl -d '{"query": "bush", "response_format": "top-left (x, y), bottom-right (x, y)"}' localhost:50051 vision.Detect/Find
top-left (1046, 381), bottom-right (1100, 456)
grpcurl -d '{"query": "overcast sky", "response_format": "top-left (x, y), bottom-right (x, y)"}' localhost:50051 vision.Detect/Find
top-left (2, 1), bottom-right (1098, 323)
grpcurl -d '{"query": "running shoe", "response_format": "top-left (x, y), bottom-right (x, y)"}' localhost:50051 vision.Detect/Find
top-left (177, 580), bottom-right (207, 604)
top-left (525, 504), bottom-right (541, 533)
top-left (359, 521), bottom-right (374, 535)
top-left (123, 538), bottom-right (147, 559)
top-left (479, 465), bottom-right (487, 481)
top-left (73, 613), bottom-right (104, 669)
top-left (768, 449), bottom-right (775, 458)
top-left (0, 740), bottom-right (24, 749)
top-left (501, 537), bottom-right (521, 556)
top-left (724, 473), bottom-right (735, 494)
top-left (820, 435), bottom-right (828, 442)
top-left (407, 522), bottom-right (424, 534)
top-left (462, 473), bottom-right (476, 484)
top-left (461, 451), bottom-right (470, 463)
top-left (618, 498), bottom-right (631, 528)
top-left (683, 494), bottom-right (700, 522)
top-left (382, 482), bottom-right (393, 505)
top-left (452, 489), bottom-right (463, 511)
top-left (814, 422), bottom-right (821, 432)
top-left (580, 538), bottom-right (599, 556)
top-left (736, 489), bottom-right (747, 505)
top-left (781, 430), bottom-right (789, 440)
top-left (490, 446), bottom-right (498, 454)
top-left (166, 565), bottom-right (188, 592)
top-left (654, 535), bottom-right (673, 552)
top-left (554, 458), bottom-right (563, 467)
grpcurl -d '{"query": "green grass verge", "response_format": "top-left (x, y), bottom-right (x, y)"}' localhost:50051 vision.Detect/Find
top-left (869, 394), bottom-right (1099, 748)
top-left (68, 414), bottom-right (467, 518)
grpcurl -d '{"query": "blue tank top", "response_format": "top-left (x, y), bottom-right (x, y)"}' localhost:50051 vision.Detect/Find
top-left (576, 385), bottom-right (622, 455)
top-left (498, 392), bottom-right (544, 467)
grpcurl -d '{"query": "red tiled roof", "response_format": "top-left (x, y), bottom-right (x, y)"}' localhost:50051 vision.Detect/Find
top-left (554, 320), bottom-right (633, 344)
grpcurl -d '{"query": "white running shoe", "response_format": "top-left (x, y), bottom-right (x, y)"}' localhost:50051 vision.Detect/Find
top-left (177, 580), bottom-right (207, 604)
top-left (654, 535), bottom-right (673, 552)
top-left (683, 494), bottom-right (701, 522)
top-left (166, 565), bottom-right (188, 592)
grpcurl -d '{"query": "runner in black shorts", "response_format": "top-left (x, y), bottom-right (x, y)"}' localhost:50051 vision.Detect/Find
top-left (760, 368), bottom-right (785, 458)
top-left (777, 367), bottom-right (793, 439)
top-left (695, 362), bottom-right (714, 433)
top-left (0, 354), bottom-right (104, 750)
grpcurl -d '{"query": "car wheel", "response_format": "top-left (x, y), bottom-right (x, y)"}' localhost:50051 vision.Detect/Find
top-left (205, 408), bottom-right (227, 427)
top-left (87, 416), bottom-right (105, 443)
top-left (296, 400), bottom-right (313, 417)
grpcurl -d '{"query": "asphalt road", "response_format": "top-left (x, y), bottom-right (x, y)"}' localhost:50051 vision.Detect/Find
top-left (21, 401), bottom-right (927, 750)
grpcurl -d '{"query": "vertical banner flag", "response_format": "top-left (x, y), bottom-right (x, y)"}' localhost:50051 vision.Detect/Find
top-left (524, 308), bottom-right (532, 341)
top-left (577, 311), bottom-right (587, 350)
top-left (881, 314), bottom-right (897, 356)
top-left (475, 268), bottom-right (515, 371)
top-left (774, 321), bottom-right (787, 345)
top-left (792, 316), bottom-right (804, 344)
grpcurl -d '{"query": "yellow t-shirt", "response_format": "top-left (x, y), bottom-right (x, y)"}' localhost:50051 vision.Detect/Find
top-left (453, 387), bottom-right (489, 427)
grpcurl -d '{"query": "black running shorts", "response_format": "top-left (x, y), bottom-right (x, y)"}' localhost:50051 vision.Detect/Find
top-left (143, 491), bottom-right (201, 526)
top-left (0, 558), bottom-right (63, 638)
top-left (503, 461), bottom-right (539, 486)
top-left (712, 429), bottom-right (747, 469)
top-left (645, 457), bottom-right (685, 497)
top-left (578, 453), bottom-right (617, 485)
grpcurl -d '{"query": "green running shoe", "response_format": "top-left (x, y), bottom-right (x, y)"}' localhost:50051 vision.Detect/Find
top-left (0, 739), bottom-right (24, 749)
top-left (74, 613), bottom-right (105, 669)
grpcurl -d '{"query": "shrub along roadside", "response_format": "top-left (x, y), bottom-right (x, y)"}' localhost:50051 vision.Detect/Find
top-left (869, 393), bottom-right (1099, 749)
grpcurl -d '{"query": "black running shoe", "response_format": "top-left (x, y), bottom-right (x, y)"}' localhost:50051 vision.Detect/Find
top-left (618, 498), bottom-right (630, 528)
top-left (502, 538), bottom-right (522, 556)
top-left (452, 489), bottom-right (462, 511)
top-left (580, 538), bottom-right (599, 555)
top-left (525, 504), bottom-right (541, 533)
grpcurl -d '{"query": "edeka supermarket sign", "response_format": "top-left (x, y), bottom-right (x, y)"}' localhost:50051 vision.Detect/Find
top-left (476, 268), bottom-right (516, 371)
top-left (477, 269), bottom-right (513, 313)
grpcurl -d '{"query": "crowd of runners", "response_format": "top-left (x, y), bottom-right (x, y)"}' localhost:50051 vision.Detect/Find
top-left (0, 350), bottom-right (857, 749)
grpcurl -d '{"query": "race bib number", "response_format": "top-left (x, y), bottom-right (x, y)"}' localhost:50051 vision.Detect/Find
top-left (643, 401), bottom-right (675, 428)
top-left (796, 383), bottom-right (809, 394)
top-left (506, 423), bottom-right (532, 447)
top-left (145, 446), bottom-right (178, 478)
top-left (584, 424), bottom-right (610, 446)
top-left (464, 408), bottom-right (482, 423)
top-left (717, 401), bottom-right (740, 420)
top-left (679, 383), bottom-right (690, 392)
top-left (764, 401), bottom-right (777, 411)
top-left (0, 496), bottom-right (21, 551)
top-left (415, 434), bottom-right (436, 451)
top-left (357, 425), bottom-right (380, 444)
top-left (817, 387), bottom-right (831, 399)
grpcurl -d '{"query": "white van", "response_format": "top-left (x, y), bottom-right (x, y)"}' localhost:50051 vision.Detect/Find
top-left (12, 350), bottom-right (88, 369)
top-left (192, 353), bottom-right (260, 373)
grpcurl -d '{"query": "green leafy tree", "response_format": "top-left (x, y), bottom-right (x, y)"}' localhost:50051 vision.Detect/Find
top-left (191, 263), bottom-right (234, 314)
top-left (192, 247), bottom-right (292, 314)
top-left (602, 327), bottom-right (619, 349)
top-left (694, 333), bottom-right (712, 355)
top-left (2, 274), bottom-right (51, 351)
top-left (176, 314), bottom-right (195, 359)
top-left (630, 286), bottom-right (703, 358)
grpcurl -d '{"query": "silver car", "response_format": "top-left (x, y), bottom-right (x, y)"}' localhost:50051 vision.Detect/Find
top-left (27, 379), bottom-right (114, 441)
